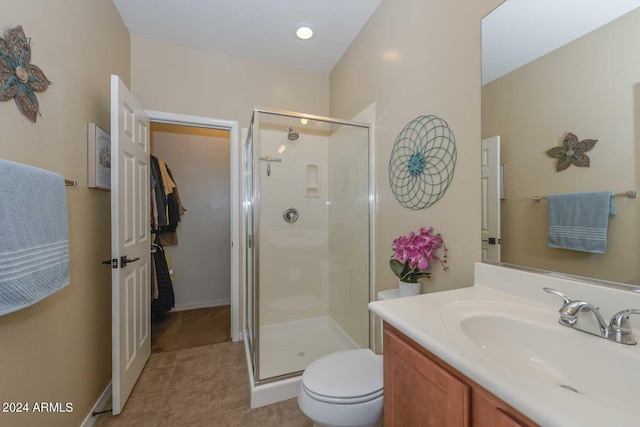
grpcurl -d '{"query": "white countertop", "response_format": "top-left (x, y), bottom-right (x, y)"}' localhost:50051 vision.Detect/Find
top-left (369, 263), bottom-right (640, 427)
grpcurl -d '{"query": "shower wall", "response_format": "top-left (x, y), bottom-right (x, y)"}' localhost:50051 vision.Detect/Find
top-left (328, 125), bottom-right (370, 348)
top-left (258, 129), bottom-right (329, 326)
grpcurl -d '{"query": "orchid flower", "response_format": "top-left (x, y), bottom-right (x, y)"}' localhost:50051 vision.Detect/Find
top-left (390, 227), bottom-right (448, 283)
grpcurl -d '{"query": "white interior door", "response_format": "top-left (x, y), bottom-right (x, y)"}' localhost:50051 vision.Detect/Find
top-left (111, 74), bottom-right (151, 415)
top-left (481, 136), bottom-right (501, 262)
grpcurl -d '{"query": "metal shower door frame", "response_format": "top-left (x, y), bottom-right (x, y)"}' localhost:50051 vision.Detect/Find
top-left (249, 107), bottom-right (374, 386)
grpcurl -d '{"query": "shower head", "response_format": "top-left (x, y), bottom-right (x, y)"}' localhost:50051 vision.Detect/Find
top-left (286, 127), bottom-right (299, 141)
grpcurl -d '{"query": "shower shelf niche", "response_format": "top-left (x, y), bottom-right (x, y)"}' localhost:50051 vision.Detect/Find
top-left (304, 163), bottom-right (320, 197)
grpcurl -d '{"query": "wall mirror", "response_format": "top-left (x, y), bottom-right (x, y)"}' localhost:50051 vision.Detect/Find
top-left (481, 0), bottom-right (640, 290)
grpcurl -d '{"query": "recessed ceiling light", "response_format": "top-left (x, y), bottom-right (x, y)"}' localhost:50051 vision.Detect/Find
top-left (296, 26), bottom-right (314, 40)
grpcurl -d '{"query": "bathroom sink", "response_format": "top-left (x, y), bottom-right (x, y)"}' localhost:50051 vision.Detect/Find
top-left (369, 264), bottom-right (640, 426)
top-left (441, 301), bottom-right (640, 416)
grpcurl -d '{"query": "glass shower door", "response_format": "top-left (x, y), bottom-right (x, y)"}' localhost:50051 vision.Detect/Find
top-left (243, 120), bottom-right (256, 375)
top-left (253, 110), bottom-right (371, 383)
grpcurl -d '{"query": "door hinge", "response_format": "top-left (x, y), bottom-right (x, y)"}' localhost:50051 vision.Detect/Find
top-left (248, 234), bottom-right (254, 249)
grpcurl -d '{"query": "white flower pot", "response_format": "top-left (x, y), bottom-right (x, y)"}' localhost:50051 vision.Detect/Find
top-left (398, 281), bottom-right (421, 297)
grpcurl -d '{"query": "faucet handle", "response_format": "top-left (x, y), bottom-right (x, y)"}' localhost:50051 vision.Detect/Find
top-left (543, 287), bottom-right (572, 304)
top-left (609, 309), bottom-right (640, 330)
top-left (608, 309), bottom-right (640, 345)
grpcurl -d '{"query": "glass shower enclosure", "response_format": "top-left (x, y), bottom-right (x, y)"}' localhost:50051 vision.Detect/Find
top-left (243, 108), bottom-right (372, 384)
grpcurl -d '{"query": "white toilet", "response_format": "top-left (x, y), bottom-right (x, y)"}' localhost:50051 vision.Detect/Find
top-left (297, 348), bottom-right (383, 427)
top-left (297, 290), bottom-right (396, 427)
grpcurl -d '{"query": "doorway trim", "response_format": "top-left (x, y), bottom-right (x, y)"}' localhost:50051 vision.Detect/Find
top-left (146, 110), bottom-right (241, 342)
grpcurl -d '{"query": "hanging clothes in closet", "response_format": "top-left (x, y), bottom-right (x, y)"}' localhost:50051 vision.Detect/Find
top-left (150, 155), bottom-right (186, 319)
top-left (151, 243), bottom-right (175, 321)
top-left (150, 154), bottom-right (186, 244)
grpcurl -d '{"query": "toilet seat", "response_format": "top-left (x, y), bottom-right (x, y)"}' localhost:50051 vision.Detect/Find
top-left (302, 383), bottom-right (383, 404)
top-left (301, 349), bottom-right (383, 404)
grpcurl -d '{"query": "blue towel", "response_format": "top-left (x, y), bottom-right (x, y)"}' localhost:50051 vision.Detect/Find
top-left (0, 160), bottom-right (70, 315)
top-left (548, 191), bottom-right (615, 254)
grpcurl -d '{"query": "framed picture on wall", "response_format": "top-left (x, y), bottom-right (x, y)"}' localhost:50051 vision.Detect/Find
top-left (88, 123), bottom-right (111, 191)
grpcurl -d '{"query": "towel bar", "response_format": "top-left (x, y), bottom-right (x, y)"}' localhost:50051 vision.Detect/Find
top-left (533, 190), bottom-right (636, 202)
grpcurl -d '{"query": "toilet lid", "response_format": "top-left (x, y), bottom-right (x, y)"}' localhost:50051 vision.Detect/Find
top-left (302, 349), bottom-right (383, 401)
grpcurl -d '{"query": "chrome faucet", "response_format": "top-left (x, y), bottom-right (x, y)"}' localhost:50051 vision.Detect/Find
top-left (608, 309), bottom-right (640, 345)
top-left (543, 287), bottom-right (639, 345)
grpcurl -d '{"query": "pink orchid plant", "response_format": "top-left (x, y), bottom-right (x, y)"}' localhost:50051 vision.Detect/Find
top-left (390, 227), bottom-right (448, 283)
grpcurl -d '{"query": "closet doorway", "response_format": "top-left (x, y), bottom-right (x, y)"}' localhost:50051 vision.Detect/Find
top-left (147, 112), bottom-right (240, 353)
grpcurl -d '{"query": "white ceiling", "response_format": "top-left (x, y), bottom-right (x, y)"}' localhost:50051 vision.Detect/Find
top-left (112, 0), bottom-right (382, 74)
top-left (482, 0), bottom-right (640, 85)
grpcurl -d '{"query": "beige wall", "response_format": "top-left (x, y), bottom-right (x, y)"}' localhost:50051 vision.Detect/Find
top-left (482, 9), bottom-right (640, 285)
top-left (0, 1), bottom-right (130, 426)
top-left (330, 0), bottom-right (504, 297)
top-left (152, 125), bottom-right (232, 309)
top-left (132, 36), bottom-right (331, 334)
top-left (131, 35), bottom-right (330, 129)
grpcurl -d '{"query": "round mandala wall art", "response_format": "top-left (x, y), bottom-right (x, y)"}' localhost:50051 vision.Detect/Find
top-left (388, 115), bottom-right (457, 210)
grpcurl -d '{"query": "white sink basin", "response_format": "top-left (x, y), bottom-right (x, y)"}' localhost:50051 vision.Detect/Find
top-left (441, 301), bottom-right (640, 416)
top-left (369, 264), bottom-right (640, 426)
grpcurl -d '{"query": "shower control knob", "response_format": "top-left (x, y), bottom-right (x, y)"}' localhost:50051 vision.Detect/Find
top-left (283, 207), bottom-right (299, 223)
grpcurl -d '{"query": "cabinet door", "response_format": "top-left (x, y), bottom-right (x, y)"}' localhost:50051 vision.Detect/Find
top-left (472, 381), bottom-right (538, 427)
top-left (496, 409), bottom-right (528, 427)
top-left (384, 328), bottom-right (470, 427)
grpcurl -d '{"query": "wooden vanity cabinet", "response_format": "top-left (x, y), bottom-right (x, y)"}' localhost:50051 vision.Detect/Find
top-left (383, 322), bottom-right (538, 427)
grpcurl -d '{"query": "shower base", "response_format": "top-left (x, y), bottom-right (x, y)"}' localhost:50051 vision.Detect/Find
top-left (245, 315), bottom-right (360, 408)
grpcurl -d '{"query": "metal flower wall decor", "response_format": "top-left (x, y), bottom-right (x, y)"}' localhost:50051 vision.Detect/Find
top-left (388, 115), bottom-right (457, 210)
top-left (0, 25), bottom-right (52, 122)
top-left (546, 132), bottom-right (597, 172)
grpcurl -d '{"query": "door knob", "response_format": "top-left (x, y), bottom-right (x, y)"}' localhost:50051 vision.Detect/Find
top-left (102, 258), bottom-right (117, 269)
top-left (482, 237), bottom-right (500, 245)
top-left (120, 256), bottom-right (140, 268)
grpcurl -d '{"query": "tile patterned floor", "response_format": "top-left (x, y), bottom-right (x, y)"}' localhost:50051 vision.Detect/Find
top-left (151, 306), bottom-right (231, 353)
top-left (94, 341), bottom-right (312, 426)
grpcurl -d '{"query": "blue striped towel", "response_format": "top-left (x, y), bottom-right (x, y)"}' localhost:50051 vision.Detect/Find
top-left (548, 191), bottom-right (615, 254)
top-left (0, 160), bottom-right (70, 316)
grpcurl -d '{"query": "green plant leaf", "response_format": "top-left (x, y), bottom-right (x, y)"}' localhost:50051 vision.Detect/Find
top-left (389, 259), bottom-right (405, 279)
top-left (401, 263), bottom-right (412, 276)
top-left (400, 266), bottom-right (419, 282)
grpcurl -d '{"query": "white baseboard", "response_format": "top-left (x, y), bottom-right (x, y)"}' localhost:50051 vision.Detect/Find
top-left (80, 382), bottom-right (112, 427)
top-left (171, 299), bottom-right (230, 311)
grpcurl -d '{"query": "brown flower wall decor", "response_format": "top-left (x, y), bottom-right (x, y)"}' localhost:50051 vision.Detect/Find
top-left (546, 132), bottom-right (597, 172)
top-left (0, 25), bottom-right (52, 122)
